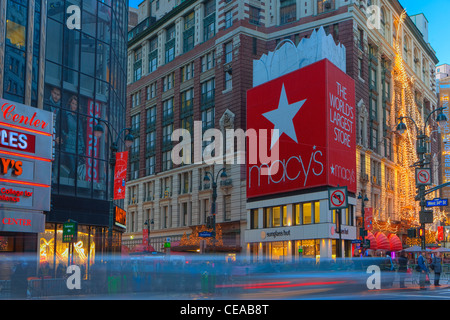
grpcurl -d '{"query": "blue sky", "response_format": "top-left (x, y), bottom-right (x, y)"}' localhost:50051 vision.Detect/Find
top-left (128, 0), bottom-right (449, 65)
top-left (400, 0), bottom-right (449, 65)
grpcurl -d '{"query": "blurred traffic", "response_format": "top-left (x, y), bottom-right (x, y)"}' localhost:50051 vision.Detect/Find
top-left (1, 250), bottom-right (448, 300)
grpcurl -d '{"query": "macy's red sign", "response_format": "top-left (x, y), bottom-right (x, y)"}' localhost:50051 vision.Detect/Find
top-left (246, 59), bottom-right (356, 199)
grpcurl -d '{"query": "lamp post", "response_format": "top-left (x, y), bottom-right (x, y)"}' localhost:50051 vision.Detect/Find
top-left (396, 107), bottom-right (447, 250)
top-left (203, 167), bottom-right (228, 248)
top-left (94, 118), bottom-right (134, 255)
top-left (144, 219), bottom-right (154, 251)
top-left (358, 192), bottom-right (369, 238)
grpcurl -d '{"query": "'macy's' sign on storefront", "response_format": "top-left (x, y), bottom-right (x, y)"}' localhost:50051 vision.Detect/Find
top-left (246, 59), bottom-right (356, 199)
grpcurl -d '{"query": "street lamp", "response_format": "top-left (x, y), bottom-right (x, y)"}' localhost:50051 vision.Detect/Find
top-left (94, 117), bottom-right (134, 254)
top-left (358, 192), bottom-right (369, 248)
top-left (396, 106), bottom-right (448, 250)
top-left (203, 167), bottom-right (228, 246)
top-left (144, 219), bottom-right (154, 251)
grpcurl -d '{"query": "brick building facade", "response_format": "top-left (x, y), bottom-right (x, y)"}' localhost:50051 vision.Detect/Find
top-left (124, 0), bottom-right (439, 257)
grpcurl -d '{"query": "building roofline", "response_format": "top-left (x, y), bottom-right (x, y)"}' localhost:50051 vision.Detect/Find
top-left (128, 0), bottom-right (197, 48)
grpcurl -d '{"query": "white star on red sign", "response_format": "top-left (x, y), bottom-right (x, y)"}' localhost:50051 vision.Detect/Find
top-left (262, 84), bottom-right (307, 150)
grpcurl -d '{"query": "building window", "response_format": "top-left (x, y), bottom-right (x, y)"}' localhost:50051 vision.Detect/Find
top-left (146, 131), bottom-right (156, 153)
top-left (181, 88), bottom-right (194, 115)
top-left (147, 82), bottom-right (157, 100)
top-left (225, 41), bottom-right (233, 64)
top-left (201, 51), bottom-right (215, 72)
top-left (225, 71), bottom-right (232, 90)
top-left (165, 25), bottom-right (175, 63)
top-left (250, 209), bottom-right (259, 229)
top-left (163, 98), bottom-right (174, 121)
top-left (280, 0), bottom-right (296, 25)
top-left (202, 107), bottom-right (215, 131)
top-left (146, 106), bottom-right (156, 128)
top-left (131, 92), bottom-right (140, 108)
top-left (149, 37), bottom-right (158, 73)
top-left (183, 12), bottom-right (195, 53)
top-left (134, 48), bottom-right (142, 81)
top-left (163, 73), bottom-right (174, 91)
top-left (162, 150), bottom-right (172, 171)
top-left (303, 203), bottom-right (312, 224)
top-left (318, 0), bottom-right (335, 14)
top-left (131, 113), bottom-right (140, 134)
top-left (249, 6), bottom-right (261, 25)
top-left (204, 0), bottom-right (216, 42)
top-left (181, 62), bottom-right (195, 82)
top-left (201, 78), bottom-right (215, 106)
top-left (225, 10), bottom-right (233, 29)
top-left (146, 155), bottom-right (155, 176)
top-left (162, 124), bottom-right (174, 146)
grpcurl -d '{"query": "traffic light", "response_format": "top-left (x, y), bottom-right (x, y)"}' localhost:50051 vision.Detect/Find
top-left (407, 228), bottom-right (417, 238)
top-left (206, 216), bottom-right (212, 229)
top-left (419, 227), bottom-right (425, 238)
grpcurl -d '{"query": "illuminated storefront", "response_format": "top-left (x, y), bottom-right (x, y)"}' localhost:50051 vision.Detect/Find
top-left (245, 191), bottom-right (357, 262)
top-left (38, 224), bottom-right (104, 277)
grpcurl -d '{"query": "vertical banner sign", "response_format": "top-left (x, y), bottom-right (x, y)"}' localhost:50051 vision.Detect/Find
top-left (113, 151), bottom-right (128, 200)
top-left (438, 226), bottom-right (444, 242)
top-left (143, 229), bottom-right (148, 247)
top-left (86, 100), bottom-right (101, 182)
top-left (364, 207), bottom-right (373, 231)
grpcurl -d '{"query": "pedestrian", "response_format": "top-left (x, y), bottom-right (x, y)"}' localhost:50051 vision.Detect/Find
top-left (397, 252), bottom-right (408, 288)
top-left (417, 251), bottom-right (429, 290)
top-left (383, 251), bottom-right (395, 288)
top-left (430, 252), bottom-right (442, 287)
top-left (11, 260), bottom-right (29, 299)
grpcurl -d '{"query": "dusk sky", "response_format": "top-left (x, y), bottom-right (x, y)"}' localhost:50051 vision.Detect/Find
top-left (128, 0), bottom-right (449, 65)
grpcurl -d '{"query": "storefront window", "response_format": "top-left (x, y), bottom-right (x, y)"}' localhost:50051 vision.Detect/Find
top-left (39, 224), bottom-right (97, 278)
top-left (296, 239), bottom-right (320, 259)
top-left (303, 203), bottom-right (312, 224)
top-left (271, 241), bottom-right (287, 261)
top-left (294, 204), bottom-right (300, 225)
top-left (272, 207), bottom-right (280, 227)
top-left (250, 209), bottom-right (258, 229)
top-left (314, 202), bottom-right (320, 223)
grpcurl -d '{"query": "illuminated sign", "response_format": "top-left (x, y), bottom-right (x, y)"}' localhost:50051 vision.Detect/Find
top-left (246, 59), bottom-right (356, 199)
top-left (0, 128), bottom-right (35, 153)
top-left (0, 99), bottom-right (53, 226)
top-left (115, 206), bottom-right (126, 229)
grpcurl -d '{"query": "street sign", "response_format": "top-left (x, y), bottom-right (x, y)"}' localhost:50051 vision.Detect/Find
top-left (199, 231), bottom-right (213, 238)
top-left (62, 220), bottom-right (78, 243)
top-left (328, 186), bottom-right (348, 210)
top-left (416, 168), bottom-right (432, 186)
top-left (419, 210), bottom-right (434, 224)
top-left (426, 198), bottom-right (449, 207)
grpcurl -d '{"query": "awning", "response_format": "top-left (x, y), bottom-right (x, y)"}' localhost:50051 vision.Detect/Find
top-left (365, 231), bottom-right (378, 250)
top-left (375, 232), bottom-right (390, 250)
top-left (388, 234), bottom-right (403, 252)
